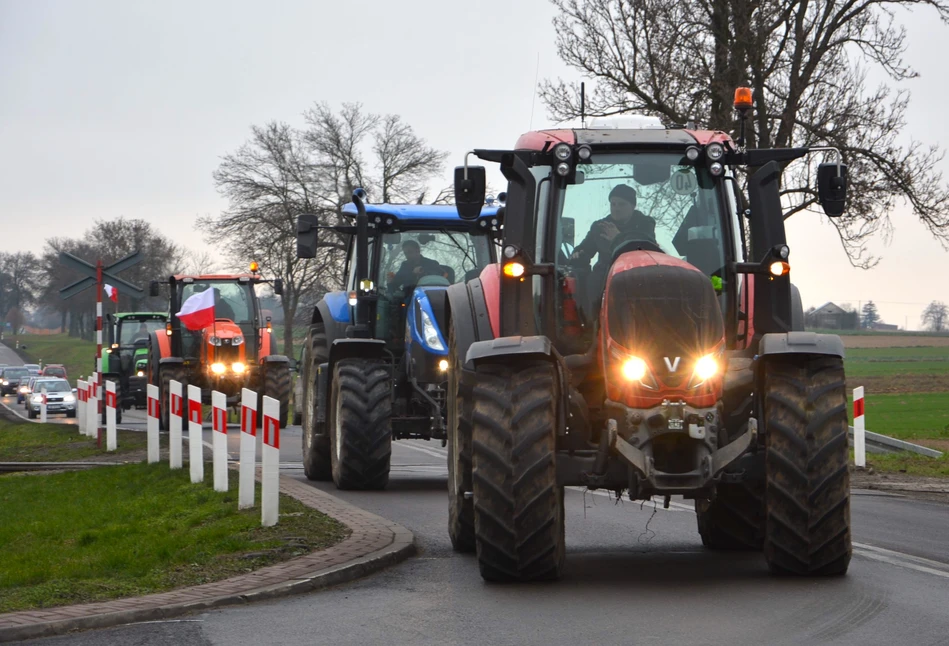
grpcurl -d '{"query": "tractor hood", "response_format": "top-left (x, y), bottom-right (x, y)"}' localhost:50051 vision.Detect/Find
top-left (205, 320), bottom-right (245, 345)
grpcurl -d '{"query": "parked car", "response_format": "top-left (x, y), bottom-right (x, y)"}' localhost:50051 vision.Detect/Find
top-left (24, 364), bottom-right (41, 376)
top-left (27, 378), bottom-right (77, 418)
top-left (40, 364), bottom-right (67, 379)
top-left (0, 366), bottom-right (31, 396)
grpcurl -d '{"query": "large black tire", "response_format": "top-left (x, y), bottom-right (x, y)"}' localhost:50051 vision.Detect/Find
top-left (471, 362), bottom-right (565, 582)
top-left (159, 364), bottom-right (187, 432)
top-left (447, 322), bottom-right (475, 553)
top-left (696, 480), bottom-right (765, 550)
top-left (301, 324), bottom-right (332, 481)
top-left (263, 360), bottom-right (291, 429)
top-left (328, 359), bottom-right (392, 490)
top-left (763, 356), bottom-right (851, 576)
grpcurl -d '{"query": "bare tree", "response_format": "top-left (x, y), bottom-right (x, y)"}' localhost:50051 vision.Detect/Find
top-left (202, 105), bottom-right (447, 357)
top-left (540, 0), bottom-right (949, 267)
top-left (0, 252), bottom-right (41, 321)
top-left (921, 300), bottom-right (949, 331)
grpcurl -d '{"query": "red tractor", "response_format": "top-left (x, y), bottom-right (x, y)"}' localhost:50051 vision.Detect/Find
top-left (147, 270), bottom-right (291, 430)
top-left (444, 90), bottom-right (851, 581)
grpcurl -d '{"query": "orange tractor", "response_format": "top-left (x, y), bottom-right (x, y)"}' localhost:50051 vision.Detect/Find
top-left (147, 270), bottom-right (291, 430)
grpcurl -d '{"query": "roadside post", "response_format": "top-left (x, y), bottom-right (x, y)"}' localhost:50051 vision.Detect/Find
top-left (188, 384), bottom-right (204, 483)
top-left (77, 378), bottom-right (86, 435)
top-left (105, 380), bottom-right (117, 451)
top-left (239, 388), bottom-right (257, 509)
top-left (261, 395), bottom-right (280, 527)
top-left (169, 379), bottom-right (183, 469)
top-left (854, 386), bottom-right (866, 468)
top-left (39, 386), bottom-right (47, 424)
top-left (89, 374), bottom-right (99, 443)
top-left (212, 390), bottom-right (228, 492)
top-left (146, 384), bottom-right (160, 463)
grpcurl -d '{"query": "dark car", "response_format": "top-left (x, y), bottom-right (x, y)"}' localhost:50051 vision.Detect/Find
top-left (0, 367), bottom-right (31, 396)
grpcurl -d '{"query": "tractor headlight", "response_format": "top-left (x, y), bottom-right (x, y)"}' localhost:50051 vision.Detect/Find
top-left (209, 336), bottom-right (223, 346)
top-left (136, 370), bottom-right (145, 377)
top-left (419, 309), bottom-right (446, 353)
top-left (232, 335), bottom-right (244, 346)
top-left (438, 359), bottom-right (449, 372)
top-left (622, 357), bottom-right (649, 382)
top-left (210, 362), bottom-right (226, 375)
top-left (611, 348), bottom-right (657, 390)
top-left (232, 362), bottom-right (246, 374)
top-left (688, 353), bottom-right (722, 388)
top-left (706, 142), bottom-right (725, 161)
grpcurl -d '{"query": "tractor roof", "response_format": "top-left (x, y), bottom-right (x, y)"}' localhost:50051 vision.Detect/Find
top-left (515, 127), bottom-right (732, 151)
top-left (171, 274), bottom-right (259, 282)
top-left (114, 312), bottom-right (167, 319)
top-left (341, 203), bottom-right (501, 231)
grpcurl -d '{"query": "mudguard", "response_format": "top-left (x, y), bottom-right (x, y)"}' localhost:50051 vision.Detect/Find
top-left (328, 338), bottom-right (387, 369)
top-left (757, 332), bottom-right (845, 358)
top-left (446, 279), bottom-right (494, 370)
top-left (790, 283), bottom-right (805, 332)
top-left (465, 335), bottom-right (554, 367)
top-left (315, 300), bottom-right (349, 349)
top-left (262, 354), bottom-right (290, 364)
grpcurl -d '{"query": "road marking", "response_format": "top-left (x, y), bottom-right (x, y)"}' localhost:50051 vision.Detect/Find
top-left (852, 542), bottom-right (949, 579)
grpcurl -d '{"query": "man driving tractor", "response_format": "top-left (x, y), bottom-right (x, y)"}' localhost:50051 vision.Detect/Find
top-left (387, 239), bottom-right (444, 291)
top-left (569, 184), bottom-right (657, 271)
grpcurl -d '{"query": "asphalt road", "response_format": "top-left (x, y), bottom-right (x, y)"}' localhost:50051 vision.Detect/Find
top-left (5, 342), bottom-right (949, 645)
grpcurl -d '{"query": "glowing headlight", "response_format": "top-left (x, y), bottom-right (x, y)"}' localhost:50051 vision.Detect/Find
top-left (348, 291), bottom-right (358, 307)
top-left (18, 385), bottom-right (28, 392)
top-left (63, 394), bottom-right (76, 403)
top-left (31, 394), bottom-right (44, 402)
top-left (231, 362), bottom-right (246, 374)
top-left (438, 359), bottom-right (449, 372)
top-left (693, 354), bottom-right (720, 382)
top-left (232, 335), bottom-right (244, 346)
top-left (210, 362), bottom-right (226, 375)
top-left (209, 336), bottom-right (222, 346)
top-left (622, 357), bottom-right (649, 381)
top-left (136, 370), bottom-right (145, 377)
top-left (419, 309), bottom-right (446, 352)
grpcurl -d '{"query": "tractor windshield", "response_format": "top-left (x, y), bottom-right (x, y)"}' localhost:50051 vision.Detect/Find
top-left (117, 319), bottom-right (166, 345)
top-left (180, 282), bottom-right (254, 326)
top-left (547, 152), bottom-right (730, 354)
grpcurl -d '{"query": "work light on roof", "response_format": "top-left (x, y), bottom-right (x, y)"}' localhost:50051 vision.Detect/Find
top-left (706, 143), bottom-right (725, 161)
top-left (556, 162), bottom-right (571, 177)
top-left (709, 162), bottom-right (724, 176)
top-left (685, 146), bottom-right (701, 162)
top-left (577, 145), bottom-right (592, 161)
top-left (553, 143), bottom-right (572, 161)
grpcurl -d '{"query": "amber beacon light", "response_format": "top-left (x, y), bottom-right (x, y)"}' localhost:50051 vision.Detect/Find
top-left (734, 87), bottom-right (753, 109)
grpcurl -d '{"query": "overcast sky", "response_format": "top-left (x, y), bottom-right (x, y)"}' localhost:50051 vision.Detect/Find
top-left (1, 0), bottom-right (947, 329)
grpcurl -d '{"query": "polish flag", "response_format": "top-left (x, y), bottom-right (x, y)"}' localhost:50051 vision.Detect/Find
top-left (176, 289), bottom-right (216, 331)
top-left (104, 284), bottom-right (118, 303)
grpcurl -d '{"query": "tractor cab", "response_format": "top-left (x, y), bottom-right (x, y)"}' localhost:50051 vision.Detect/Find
top-left (103, 312), bottom-right (168, 410)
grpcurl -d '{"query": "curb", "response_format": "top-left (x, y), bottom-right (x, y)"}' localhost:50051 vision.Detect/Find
top-left (0, 476), bottom-right (416, 643)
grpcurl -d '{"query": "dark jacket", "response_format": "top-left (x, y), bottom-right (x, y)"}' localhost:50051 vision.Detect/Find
top-left (571, 210), bottom-right (656, 271)
top-left (389, 256), bottom-right (442, 290)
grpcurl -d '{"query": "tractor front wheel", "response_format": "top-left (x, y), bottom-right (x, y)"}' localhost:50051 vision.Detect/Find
top-left (328, 359), bottom-right (392, 491)
top-left (447, 322), bottom-right (475, 553)
top-left (763, 356), bottom-right (852, 575)
top-left (159, 364), bottom-right (186, 432)
top-left (262, 360), bottom-right (291, 428)
top-left (301, 325), bottom-right (331, 481)
top-left (471, 362), bottom-right (565, 582)
top-left (696, 479), bottom-right (764, 551)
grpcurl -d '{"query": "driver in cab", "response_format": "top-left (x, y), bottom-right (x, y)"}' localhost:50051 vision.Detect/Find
top-left (387, 240), bottom-right (442, 292)
top-left (569, 184), bottom-right (656, 273)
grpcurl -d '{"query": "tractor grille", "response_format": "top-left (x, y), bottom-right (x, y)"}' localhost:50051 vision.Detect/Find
top-left (214, 345), bottom-right (240, 364)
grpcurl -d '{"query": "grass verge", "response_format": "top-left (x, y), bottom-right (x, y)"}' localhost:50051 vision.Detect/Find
top-left (0, 463), bottom-right (349, 613)
top-left (849, 392), bottom-right (949, 440)
top-left (6, 334), bottom-right (96, 386)
top-left (0, 417), bottom-right (147, 462)
top-left (858, 451), bottom-right (949, 478)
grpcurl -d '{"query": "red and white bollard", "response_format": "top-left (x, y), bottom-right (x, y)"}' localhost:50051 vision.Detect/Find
top-left (88, 375), bottom-right (99, 440)
top-left (39, 387), bottom-right (48, 424)
top-left (76, 379), bottom-right (87, 435)
top-left (169, 379), bottom-right (183, 469)
top-left (147, 384), bottom-right (160, 464)
top-left (188, 384), bottom-right (204, 483)
top-left (853, 386), bottom-right (866, 468)
top-left (105, 380), bottom-right (117, 451)
top-left (212, 390), bottom-right (228, 492)
top-left (261, 395), bottom-right (280, 527)
top-left (239, 388), bottom-right (257, 510)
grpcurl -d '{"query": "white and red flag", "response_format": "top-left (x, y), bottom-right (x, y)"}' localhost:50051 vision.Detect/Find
top-left (104, 284), bottom-right (118, 303)
top-left (176, 289), bottom-right (216, 330)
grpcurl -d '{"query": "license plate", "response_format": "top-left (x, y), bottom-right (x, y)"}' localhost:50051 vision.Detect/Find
top-left (668, 418), bottom-right (683, 430)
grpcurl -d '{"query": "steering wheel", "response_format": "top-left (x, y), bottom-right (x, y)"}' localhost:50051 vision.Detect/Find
top-left (610, 239), bottom-right (664, 263)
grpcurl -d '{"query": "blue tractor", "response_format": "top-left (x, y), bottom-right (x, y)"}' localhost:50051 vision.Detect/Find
top-left (296, 191), bottom-right (501, 490)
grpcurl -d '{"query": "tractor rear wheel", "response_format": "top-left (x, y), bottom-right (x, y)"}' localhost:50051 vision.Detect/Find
top-left (329, 359), bottom-right (392, 490)
top-left (447, 322), bottom-right (475, 553)
top-left (471, 362), bottom-right (565, 582)
top-left (302, 325), bottom-right (331, 481)
top-left (159, 364), bottom-right (186, 432)
top-left (696, 479), bottom-right (764, 551)
top-left (263, 360), bottom-right (291, 428)
top-left (763, 356), bottom-right (851, 575)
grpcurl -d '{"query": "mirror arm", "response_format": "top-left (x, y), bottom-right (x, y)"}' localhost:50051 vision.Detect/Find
top-left (806, 146), bottom-right (843, 176)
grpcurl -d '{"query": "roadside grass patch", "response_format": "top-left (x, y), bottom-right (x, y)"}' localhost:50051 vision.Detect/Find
top-left (857, 451), bottom-right (949, 478)
top-left (849, 392), bottom-right (949, 441)
top-left (7, 334), bottom-right (96, 386)
top-left (0, 463), bottom-right (348, 613)
top-left (0, 418), bottom-right (147, 462)
top-left (844, 346), bottom-right (949, 378)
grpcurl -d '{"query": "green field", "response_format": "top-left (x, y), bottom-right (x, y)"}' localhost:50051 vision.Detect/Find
top-left (851, 392), bottom-right (949, 440)
top-left (6, 334), bottom-right (96, 386)
top-left (845, 346), bottom-right (949, 377)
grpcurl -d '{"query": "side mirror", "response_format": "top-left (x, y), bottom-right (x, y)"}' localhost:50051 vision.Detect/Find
top-left (817, 163), bottom-right (848, 217)
top-left (297, 213), bottom-right (320, 259)
top-left (149, 281), bottom-right (160, 297)
top-left (288, 358), bottom-right (298, 372)
top-left (273, 279), bottom-right (284, 296)
top-left (454, 165), bottom-right (486, 220)
top-left (562, 217), bottom-right (576, 247)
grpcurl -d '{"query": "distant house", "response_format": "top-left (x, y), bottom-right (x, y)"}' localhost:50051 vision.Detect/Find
top-left (870, 321), bottom-right (899, 332)
top-left (809, 302), bottom-right (850, 329)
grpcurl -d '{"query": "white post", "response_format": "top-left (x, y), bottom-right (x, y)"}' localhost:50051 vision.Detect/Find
top-left (854, 386), bottom-right (866, 468)
top-left (188, 384), bottom-right (204, 483)
top-left (169, 379), bottom-right (183, 469)
top-left (261, 395), bottom-right (280, 527)
top-left (77, 379), bottom-right (86, 435)
top-left (39, 386), bottom-right (47, 423)
top-left (212, 390), bottom-right (228, 492)
top-left (88, 375), bottom-right (99, 439)
top-left (238, 388), bottom-right (257, 509)
top-left (105, 381), bottom-right (117, 451)
top-left (147, 384), bottom-right (160, 464)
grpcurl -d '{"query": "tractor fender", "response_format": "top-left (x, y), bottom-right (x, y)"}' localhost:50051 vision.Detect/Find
top-left (158, 356), bottom-right (185, 366)
top-left (446, 279), bottom-right (494, 370)
top-left (315, 300), bottom-right (349, 349)
top-left (757, 332), bottom-right (845, 358)
top-left (790, 283), bottom-right (805, 332)
top-left (328, 338), bottom-right (387, 371)
top-left (465, 335), bottom-right (555, 367)
top-left (261, 354), bottom-right (290, 364)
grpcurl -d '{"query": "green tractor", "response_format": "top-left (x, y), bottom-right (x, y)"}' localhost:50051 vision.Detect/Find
top-left (102, 312), bottom-right (169, 416)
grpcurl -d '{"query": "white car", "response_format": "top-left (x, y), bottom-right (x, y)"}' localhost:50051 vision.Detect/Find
top-left (27, 379), bottom-right (77, 419)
